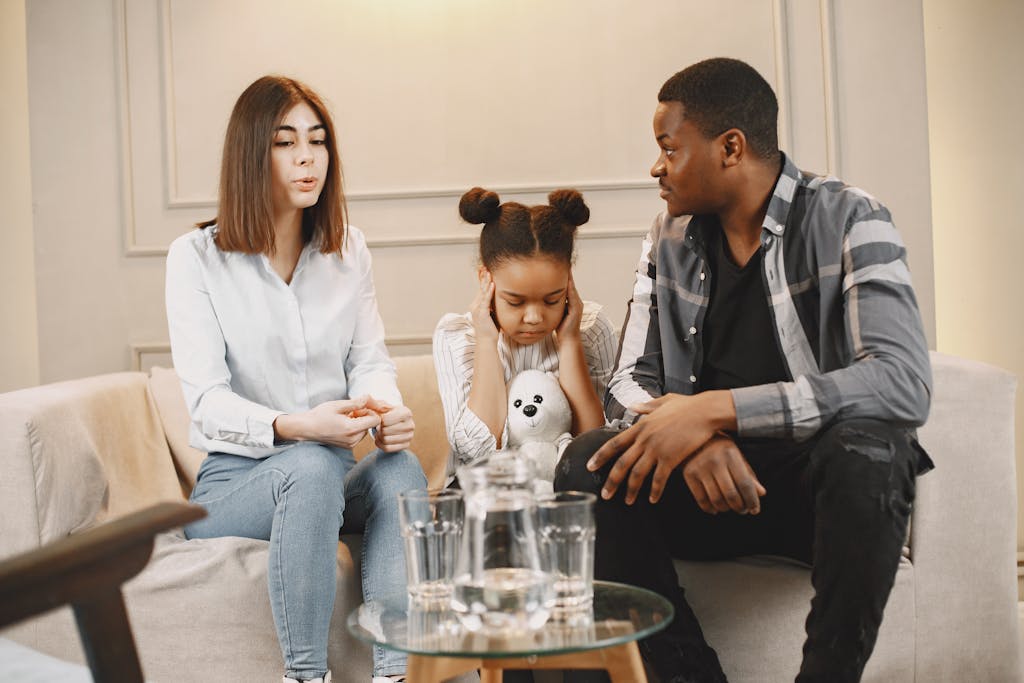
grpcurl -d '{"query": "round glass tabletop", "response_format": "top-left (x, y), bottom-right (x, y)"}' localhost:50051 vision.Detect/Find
top-left (347, 580), bottom-right (674, 658)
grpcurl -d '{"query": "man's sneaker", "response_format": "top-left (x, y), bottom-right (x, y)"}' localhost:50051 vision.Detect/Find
top-left (371, 677), bottom-right (406, 683)
top-left (283, 671), bottom-right (332, 683)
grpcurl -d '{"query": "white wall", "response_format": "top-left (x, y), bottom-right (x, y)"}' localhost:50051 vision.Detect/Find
top-left (0, 0), bottom-right (40, 392)
top-left (22, 0), bottom-right (936, 380)
top-left (923, 0), bottom-right (1024, 591)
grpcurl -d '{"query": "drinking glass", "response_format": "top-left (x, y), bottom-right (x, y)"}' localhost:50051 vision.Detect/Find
top-left (537, 491), bottom-right (597, 624)
top-left (398, 488), bottom-right (464, 607)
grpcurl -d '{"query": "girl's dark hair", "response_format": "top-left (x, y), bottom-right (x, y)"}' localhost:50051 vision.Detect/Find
top-left (458, 188), bottom-right (589, 269)
top-left (197, 75), bottom-right (347, 255)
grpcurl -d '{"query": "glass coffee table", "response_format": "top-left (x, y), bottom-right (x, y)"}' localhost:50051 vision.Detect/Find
top-left (347, 580), bottom-right (673, 682)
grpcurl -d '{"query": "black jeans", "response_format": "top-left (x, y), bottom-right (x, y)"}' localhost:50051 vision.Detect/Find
top-left (553, 418), bottom-right (928, 683)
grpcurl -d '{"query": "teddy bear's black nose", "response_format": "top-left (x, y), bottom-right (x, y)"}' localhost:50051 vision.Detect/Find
top-left (523, 404), bottom-right (538, 417)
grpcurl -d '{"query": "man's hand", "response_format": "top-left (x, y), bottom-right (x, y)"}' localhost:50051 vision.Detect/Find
top-left (365, 397), bottom-right (415, 453)
top-left (586, 391), bottom-right (737, 504)
top-left (683, 434), bottom-right (766, 515)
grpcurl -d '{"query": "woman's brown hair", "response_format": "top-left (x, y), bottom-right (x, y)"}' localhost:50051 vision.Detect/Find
top-left (197, 75), bottom-right (347, 255)
top-left (458, 187), bottom-right (590, 269)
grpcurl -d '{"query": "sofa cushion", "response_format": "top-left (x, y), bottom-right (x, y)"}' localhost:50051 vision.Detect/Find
top-left (678, 555), bottom-right (916, 682)
top-left (121, 531), bottom-right (373, 682)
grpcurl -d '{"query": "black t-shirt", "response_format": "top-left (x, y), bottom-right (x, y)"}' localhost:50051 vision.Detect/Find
top-left (699, 228), bottom-right (789, 391)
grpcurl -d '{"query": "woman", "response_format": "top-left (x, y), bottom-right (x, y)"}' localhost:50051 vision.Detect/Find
top-left (165, 75), bottom-right (421, 683)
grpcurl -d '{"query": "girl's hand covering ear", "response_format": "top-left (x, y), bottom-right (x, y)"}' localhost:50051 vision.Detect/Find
top-left (471, 268), bottom-right (499, 344)
top-left (555, 272), bottom-right (583, 347)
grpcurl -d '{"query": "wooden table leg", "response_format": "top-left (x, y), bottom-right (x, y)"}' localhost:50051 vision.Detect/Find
top-left (407, 654), bottom-right (482, 683)
top-left (405, 641), bottom-right (646, 683)
top-left (472, 641), bottom-right (647, 682)
top-left (602, 641), bottom-right (646, 683)
top-left (479, 667), bottom-right (503, 683)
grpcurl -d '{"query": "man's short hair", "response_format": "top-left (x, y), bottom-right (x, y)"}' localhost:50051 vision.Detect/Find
top-left (658, 58), bottom-right (779, 160)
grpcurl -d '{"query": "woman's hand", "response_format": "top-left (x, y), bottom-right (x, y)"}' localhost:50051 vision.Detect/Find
top-left (555, 273), bottom-right (583, 349)
top-left (471, 268), bottom-right (499, 344)
top-left (365, 396), bottom-right (416, 453)
top-left (274, 396), bottom-right (381, 449)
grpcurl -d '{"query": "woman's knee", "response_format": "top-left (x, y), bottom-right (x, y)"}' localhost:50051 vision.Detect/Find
top-left (278, 443), bottom-right (347, 497)
top-left (554, 426), bottom-right (619, 494)
top-left (364, 449), bottom-right (427, 495)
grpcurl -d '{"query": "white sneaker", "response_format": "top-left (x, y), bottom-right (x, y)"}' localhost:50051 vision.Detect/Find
top-left (371, 677), bottom-right (406, 683)
top-left (284, 671), bottom-right (332, 683)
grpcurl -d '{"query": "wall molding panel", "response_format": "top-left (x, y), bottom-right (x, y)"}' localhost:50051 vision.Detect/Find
top-left (26, 0), bottom-right (936, 386)
top-left (132, 334), bottom-right (436, 372)
top-left (114, 0), bottom-right (804, 257)
top-left (818, 0), bottom-right (842, 177)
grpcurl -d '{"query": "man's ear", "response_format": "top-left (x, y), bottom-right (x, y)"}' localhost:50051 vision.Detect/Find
top-left (720, 129), bottom-right (746, 168)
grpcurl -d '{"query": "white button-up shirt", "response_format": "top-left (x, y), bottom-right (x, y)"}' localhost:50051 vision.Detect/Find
top-left (165, 225), bottom-right (401, 458)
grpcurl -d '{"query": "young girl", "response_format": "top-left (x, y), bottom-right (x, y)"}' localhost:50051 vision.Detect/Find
top-left (165, 75), bottom-right (422, 683)
top-left (433, 188), bottom-right (617, 485)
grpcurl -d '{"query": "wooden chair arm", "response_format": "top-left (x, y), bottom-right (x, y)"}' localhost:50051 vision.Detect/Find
top-left (0, 501), bottom-right (205, 682)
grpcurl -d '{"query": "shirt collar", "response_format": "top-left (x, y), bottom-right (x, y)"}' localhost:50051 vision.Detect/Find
top-left (258, 241), bottom-right (316, 283)
top-left (762, 152), bottom-right (800, 238)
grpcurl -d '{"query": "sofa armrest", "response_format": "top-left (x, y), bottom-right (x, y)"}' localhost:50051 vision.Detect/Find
top-left (911, 351), bottom-right (1019, 680)
top-left (0, 373), bottom-right (184, 559)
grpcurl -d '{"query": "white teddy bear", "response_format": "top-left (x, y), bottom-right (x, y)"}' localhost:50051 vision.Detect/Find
top-left (505, 369), bottom-right (573, 494)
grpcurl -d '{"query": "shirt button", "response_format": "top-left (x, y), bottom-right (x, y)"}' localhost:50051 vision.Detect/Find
top-left (689, 375), bottom-right (697, 383)
top-left (699, 272), bottom-right (706, 281)
top-left (689, 326), bottom-right (697, 335)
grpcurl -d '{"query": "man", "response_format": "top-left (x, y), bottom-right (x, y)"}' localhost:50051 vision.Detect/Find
top-left (555, 57), bottom-right (933, 683)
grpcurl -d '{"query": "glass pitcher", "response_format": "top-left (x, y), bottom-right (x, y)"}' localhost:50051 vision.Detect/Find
top-left (451, 452), bottom-right (554, 634)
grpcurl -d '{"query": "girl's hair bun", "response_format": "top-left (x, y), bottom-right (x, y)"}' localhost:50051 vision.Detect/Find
top-left (459, 187), bottom-right (501, 224)
top-left (548, 189), bottom-right (590, 227)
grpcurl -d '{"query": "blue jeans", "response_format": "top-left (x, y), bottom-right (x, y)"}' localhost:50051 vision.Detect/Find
top-left (185, 443), bottom-right (426, 680)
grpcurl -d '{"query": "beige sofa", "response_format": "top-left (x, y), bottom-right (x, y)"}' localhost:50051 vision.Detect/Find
top-left (0, 352), bottom-right (1019, 682)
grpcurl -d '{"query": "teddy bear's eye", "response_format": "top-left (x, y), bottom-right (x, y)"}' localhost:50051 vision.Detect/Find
top-left (514, 399), bottom-right (522, 408)
top-left (534, 395), bottom-right (543, 403)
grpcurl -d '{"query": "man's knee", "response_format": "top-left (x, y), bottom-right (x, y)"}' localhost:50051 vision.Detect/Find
top-left (810, 418), bottom-right (918, 511)
top-left (554, 426), bottom-right (619, 494)
top-left (812, 419), bottom-right (915, 468)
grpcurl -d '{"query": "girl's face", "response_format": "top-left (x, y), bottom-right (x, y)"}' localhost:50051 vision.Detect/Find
top-left (486, 256), bottom-right (570, 345)
top-left (270, 101), bottom-right (329, 218)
